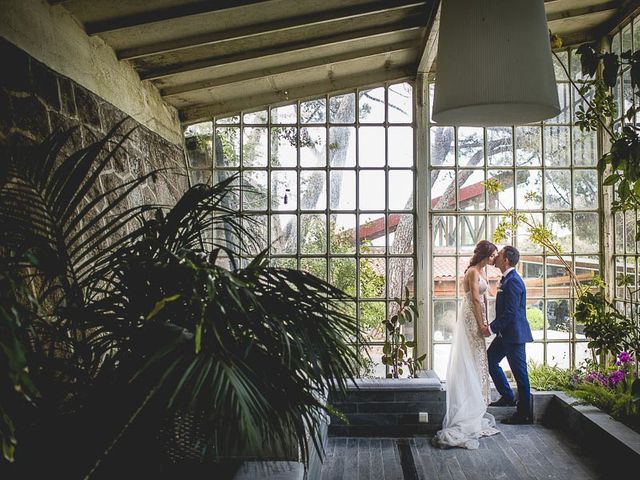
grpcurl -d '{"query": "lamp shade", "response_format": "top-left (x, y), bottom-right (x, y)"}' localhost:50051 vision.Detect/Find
top-left (432, 0), bottom-right (560, 126)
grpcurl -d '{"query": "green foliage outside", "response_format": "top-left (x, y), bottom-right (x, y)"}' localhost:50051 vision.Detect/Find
top-left (526, 307), bottom-right (544, 331)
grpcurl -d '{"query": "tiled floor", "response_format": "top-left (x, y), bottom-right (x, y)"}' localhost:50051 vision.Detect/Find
top-left (320, 423), bottom-right (605, 480)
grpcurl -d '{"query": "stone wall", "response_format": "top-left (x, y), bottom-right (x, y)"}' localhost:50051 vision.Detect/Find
top-left (0, 37), bottom-right (188, 209)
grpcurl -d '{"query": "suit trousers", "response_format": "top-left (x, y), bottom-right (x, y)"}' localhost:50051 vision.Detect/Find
top-left (487, 336), bottom-right (531, 417)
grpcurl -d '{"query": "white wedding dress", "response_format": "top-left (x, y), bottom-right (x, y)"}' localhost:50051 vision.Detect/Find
top-left (432, 276), bottom-right (499, 449)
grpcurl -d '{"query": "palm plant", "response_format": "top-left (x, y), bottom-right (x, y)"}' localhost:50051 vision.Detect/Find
top-left (0, 122), bottom-right (363, 477)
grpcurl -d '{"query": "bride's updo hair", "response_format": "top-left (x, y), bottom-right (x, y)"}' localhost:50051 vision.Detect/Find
top-left (465, 240), bottom-right (497, 273)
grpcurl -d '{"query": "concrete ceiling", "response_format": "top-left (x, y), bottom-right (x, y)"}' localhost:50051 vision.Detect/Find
top-left (49, 0), bottom-right (639, 124)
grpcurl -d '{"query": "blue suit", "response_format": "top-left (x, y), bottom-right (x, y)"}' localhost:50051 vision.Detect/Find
top-left (488, 269), bottom-right (533, 417)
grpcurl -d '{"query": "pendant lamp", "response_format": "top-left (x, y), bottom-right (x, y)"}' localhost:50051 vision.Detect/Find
top-left (432, 0), bottom-right (560, 126)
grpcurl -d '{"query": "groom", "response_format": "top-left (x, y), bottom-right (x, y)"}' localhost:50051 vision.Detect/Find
top-left (488, 246), bottom-right (533, 424)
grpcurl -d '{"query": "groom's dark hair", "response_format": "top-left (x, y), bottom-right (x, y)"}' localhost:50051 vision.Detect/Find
top-left (503, 246), bottom-right (520, 267)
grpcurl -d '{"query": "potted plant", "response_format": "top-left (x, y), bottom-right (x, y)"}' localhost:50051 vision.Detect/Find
top-left (0, 122), bottom-right (364, 478)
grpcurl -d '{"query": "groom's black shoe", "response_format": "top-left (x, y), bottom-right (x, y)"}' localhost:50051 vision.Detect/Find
top-left (501, 413), bottom-right (533, 425)
top-left (489, 397), bottom-right (516, 407)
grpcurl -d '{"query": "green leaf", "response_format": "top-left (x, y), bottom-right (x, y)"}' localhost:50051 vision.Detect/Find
top-left (146, 294), bottom-right (181, 320)
top-left (603, 173), bottom-right (621, 186)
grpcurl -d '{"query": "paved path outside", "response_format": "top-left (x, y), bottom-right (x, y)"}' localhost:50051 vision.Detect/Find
top-left (320, 422), bottom-right (605, 480)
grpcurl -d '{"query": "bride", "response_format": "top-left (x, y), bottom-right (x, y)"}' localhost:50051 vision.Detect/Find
top-left (432, 240), bottom-right (500, 449)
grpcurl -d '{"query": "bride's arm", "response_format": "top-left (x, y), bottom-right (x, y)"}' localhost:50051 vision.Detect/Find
top-left (468, 269), bottom-right (488, 334)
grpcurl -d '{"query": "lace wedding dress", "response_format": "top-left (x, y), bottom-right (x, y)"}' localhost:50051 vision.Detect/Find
top-left (432, 276), bottom-right (499, 449)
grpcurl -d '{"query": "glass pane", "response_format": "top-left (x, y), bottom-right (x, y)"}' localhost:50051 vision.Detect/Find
top-left (622, 23), bottom-right (632, 54)
top-left (623, 68), bottom-right (634, 117)
top-left (573, 83), bottom-right (595, 123)
top-left (459, 170), bottom-right (485, 210)
top-left (271, 257), bottom-right (297, 269)
top-left (388, 126), bottom-right (413, 167)
top-left (575, 342), bottom-right (591, 367)
top-left (389, 215), bottom-right (414, 254)
top-left (362, 301), bottom-right (386, 342)
top-left (572, 127), bottom-right (597, 166)
top-left (433, 300), bottom-right (456, 342)
top-left (458, 127), bottom-right (484, 167)
top-left (432, 257), bottom-right (457, 297)
top-left (516, 170), bottom-right (542, 209)
top-left (271, 214), bottom-right (296, 254)
top-left (487, 170), bottom-right (513, 210)
top-left (300, 214), bottom-right (326, 254)
top-left (635, 17), bottom-right (640, 51)
top-left (360, 258), bottom-right (385, 299)
top-left (545, 84), bottom-right (570, 124)
top-left (300, 98), bottom-right (326, 124)
top-left (361, 345), bottom-right (385, 378)
top-left (271, 104), bottom-right (296, 123)
top-left (329, 127), bottom-right (356, 166)
top-left (519, 256), bottom-right (544, 297)
top-left (615, 211), bottom-right (624, 253)
top-left (431, 170), bottom-right (456, 210)
top-left (527, 342), bottom-right (544, 365)
top-left (546, 342), bottom-right (571, 368)
top-left (552, 50), bottom-right (569, 81)
top-left (331, 214), bottom-right (356, 254)
top-left (388, 170), bottom-right (413, 210)
top-left (543, 126), bottom-right (570, 166)
top-left (359, 170), bottom-right (385, 210)
top-left (300, 127), bottom-right (326, 167)
top-left (185, 122), bottom-right (212, 168)
top-left (359, 213), bottom-right (385, 253)
top-left (574, 212), bottom-right (600, 253)
top-left (242, 170), bottom-right (267, 210)
top-left (547, 299), bottom-right (571, 340)
top-left (300, 170), bottom-right (326, 210)
top-left (575, 255), bottom-right (600, 288)
top-left (243, 214), bottom-right (267, 255)
top-left (516, 213), bottom-right (543, 253)
top-left (487, 127), bottom-right (513, 166)
top-left (329, 93), bottom-right (356, 123)
top-left (526, 299), bottom-right (545, 340)
top-left (242, 127), bottom-right (268, 167)
top-left (546, 257), bottom-right (572, 298)
top-left (330, 257), bottom-right (356, 296)
top-left (487, 214), bottom-right (508, 247)
top-left (573, 170), bottom-right (598, 209)
top-left (515, 126), bottom-right (542, 166)
top-left (545, 213), bottom-right (572, 253)
top-left (626, 210), bottom-right (636, 254)
top-left (388, 82), bottom-right (413, 123)
top-left (300, 257), bottom-right (327, 281)
top-left (460, 215), bottom-right (486, 252)
top-left (430, 126), bottom-right (455, 166)
top-left (270, 127), bottom-right (297, 167)
top-left (243, 110), bottom-right (267, 124)
top-left (432, 215), bottom-right (456, 254)
top-left (330, 170), bottom-right (355, 210)
top-left (271, 170), bottom-right (297, 210)
top-left (359, 126), bottom-right (385, 167)
top-left (359, 87), bottom-right (385, 123)
top-left (214, 126), bottom-right (240, 167)
top-left (544, 170), bottom-right (572, 209)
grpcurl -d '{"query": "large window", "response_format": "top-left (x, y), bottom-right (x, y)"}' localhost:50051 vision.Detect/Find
top-left (611, 16), bottom-right (640, 316)
top-left (184, 83), bottom-right (416, 377)
top-left (429, 48), bottom-right (601, 380)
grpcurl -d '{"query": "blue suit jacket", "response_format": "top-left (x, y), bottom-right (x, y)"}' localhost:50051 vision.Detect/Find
top-left (490, 270), bottom-right (533, 344)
